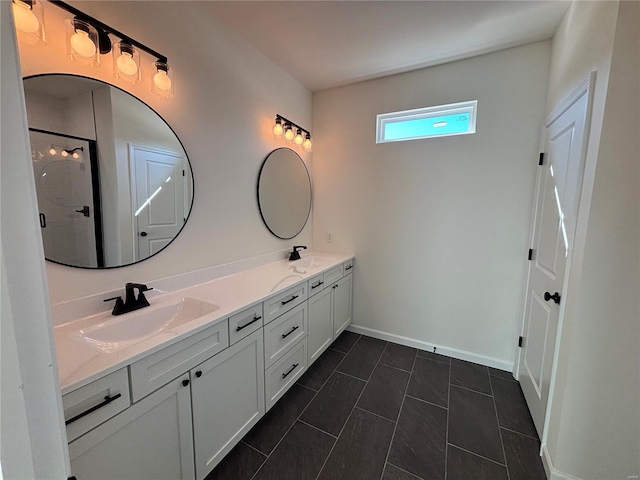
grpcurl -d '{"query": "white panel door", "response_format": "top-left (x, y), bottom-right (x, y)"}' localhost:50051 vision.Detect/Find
top-left (333, 274), bottom-right (353, 338)
top-left (308, 286), bottom-right (334, 365)
top-left (69, 374), bottom-right (195, 480)
top-left (519, 91), bottom-right (589, 437)
top-left (131, 145), bottom-right (185, 260)
top-left (191, 329), bottom-right (265, 480)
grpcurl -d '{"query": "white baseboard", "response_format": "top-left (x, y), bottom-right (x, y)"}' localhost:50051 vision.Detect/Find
top-left (346, 324), bottom-right (514, 372)
top-left (542, 445), bottom-right (585, 480)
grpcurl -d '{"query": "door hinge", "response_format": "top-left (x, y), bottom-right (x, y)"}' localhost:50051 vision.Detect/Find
top-left (538, 153), bottom-right (545, 166)
top-left (528, 248), bottom-right (533, 261)
top-left (518, 336), bottom-right (524, 348)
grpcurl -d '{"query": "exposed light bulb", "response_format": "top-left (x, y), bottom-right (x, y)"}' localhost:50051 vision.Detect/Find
top-left (48, 147), bottom-right (56, 155)
top-left (116, 52), bottom-right (138, 76)
top-left (294, 129), bottom-right (304, 145)
top-left (284, 125), bottom-right (294, 142)
top-left (273, 119), bottom-right (283, 137)
top-left (153, 69), bottom-right (172, 91)
top-left (303, 135), bottom-right (312, 151)
top-left (70, 29), bottom-right (96, 57)
top-left (13, 1), bottom-right (39, 33)
top-left (72, 152), bottom-right (80, 159)
top-left (61, 150), bottom-right (69, 157)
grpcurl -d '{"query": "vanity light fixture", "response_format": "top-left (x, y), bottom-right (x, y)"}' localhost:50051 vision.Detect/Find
top-left (48, 146), bottom-right (57, 155)
top-left (16, 0), bottom-right (175, 97)
top-left (12, 0), bottom-right (46, 46)
top-left (273, 115), bottom-right (312, 151)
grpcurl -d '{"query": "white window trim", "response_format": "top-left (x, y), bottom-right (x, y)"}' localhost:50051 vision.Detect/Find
top-left (376, 100), bottom-right (478, 144)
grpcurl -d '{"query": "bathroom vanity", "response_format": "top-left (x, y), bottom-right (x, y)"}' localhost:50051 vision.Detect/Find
top-left (54, 253), bottom-right (353, 480)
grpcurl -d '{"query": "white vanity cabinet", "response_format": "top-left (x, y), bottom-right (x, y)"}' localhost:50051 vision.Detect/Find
top-left (307, 262), bottom-right (353, 366)
top-left (191, 329), bottom-right (265, 480)
top-left (69, 374), bottom-right (195, 480)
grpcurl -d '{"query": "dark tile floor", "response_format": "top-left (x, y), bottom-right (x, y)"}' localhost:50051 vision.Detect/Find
top-left (207, 332), bottom-right (547, 480)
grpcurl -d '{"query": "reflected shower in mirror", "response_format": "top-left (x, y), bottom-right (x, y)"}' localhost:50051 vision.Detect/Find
top-left (24, 74), bottom-right (194, 268)
top-left (257, 148), bottom-right (311, 239)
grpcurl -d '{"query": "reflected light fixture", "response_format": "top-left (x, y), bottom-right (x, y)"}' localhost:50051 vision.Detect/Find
top-left (18, 0), bottom-right (175, 97)
top-left (12, 0), bottom-right (46, 46)
top-left (273, 114), bottom-right (312, 152)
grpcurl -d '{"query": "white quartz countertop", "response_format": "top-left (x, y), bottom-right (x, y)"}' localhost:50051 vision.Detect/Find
top-left (53, 252), bottom-right (353, 395)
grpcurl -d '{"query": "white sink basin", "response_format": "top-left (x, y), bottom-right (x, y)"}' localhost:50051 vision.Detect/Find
top-left (291, 256), bottom-right (334, 269)
top-left (77, 298), bottom-right (219, 353)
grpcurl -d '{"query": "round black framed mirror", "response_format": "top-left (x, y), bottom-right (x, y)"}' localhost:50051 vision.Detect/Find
top-left (257, 148), bottom-right (311, 239)
top-left (23, 74), bottom-right (194, 268)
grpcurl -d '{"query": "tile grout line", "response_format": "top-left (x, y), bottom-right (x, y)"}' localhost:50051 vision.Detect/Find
top-left (446, 443), bottom-right (507, 468)
top-left (449, 382), bottom-right (494, 398)
top-left (314, 338), bottom-right (386, 479)
top-left (247, 335), bottom-right (362, 480)
top-left (499, 425), bottom-right (541, 441)
top-left (445, 351), bottom-right (452, 480)
top-left (314, 336), bottom-right (387, 480)
top-left (404, 393), bottom-right (448, 411)
top-left (386, 461), bottom-right (426, 480)
top-left (353, 405), bottom-right (397, 424)
top-left (298, 419), bottom-right (338, 439)
top-left (240, 439), bottom-right (269, 458)
top-left (378, 348), bottom-right (418, 480)
top-left (489, 374), bottom-right (511, 480)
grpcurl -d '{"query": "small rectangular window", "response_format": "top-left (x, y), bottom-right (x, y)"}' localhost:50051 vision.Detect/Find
top-left (376, 100), bottom-right (477, 143)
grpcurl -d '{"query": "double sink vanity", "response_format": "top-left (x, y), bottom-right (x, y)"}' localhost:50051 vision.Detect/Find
top-left (55, 252), bottom-right (354, 480)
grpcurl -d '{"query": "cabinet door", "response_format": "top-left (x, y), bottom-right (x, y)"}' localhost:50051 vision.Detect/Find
top-left (69, 374), bottom-right (194, 480)
top-left (333, 274), bottom-right (353, 337)
top-left (308, 286), bottom-right (333, 365)
top-left (191, 329), bottom-right (265, 480)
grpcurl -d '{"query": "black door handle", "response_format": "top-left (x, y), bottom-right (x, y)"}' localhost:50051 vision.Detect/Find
top-left (39, 213), bottom-right (46, 228)
top-left (544, 292), bottom-right (561, 304)
top-left (140, 231), bottom-right (148, 237)
top-left (75, 206), bottom-right (90, 217)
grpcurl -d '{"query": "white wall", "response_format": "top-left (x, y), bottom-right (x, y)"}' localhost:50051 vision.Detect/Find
top-left (312, 42), bottom-right (550, 367)
top-left (17, 0), bottom-right (313, 304)
top-left (542, 1), bottom-right (640, 478)
top-left (1, 4), bottom-right (69, 477)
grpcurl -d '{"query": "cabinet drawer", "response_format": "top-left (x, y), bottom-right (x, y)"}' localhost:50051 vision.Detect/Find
top-left (228, 303), bottom-right (263, 345)
top-left (264, 302), bottom-right (307, 368)
top-left (263, 283), bottom-right (307, 324)
top-left (63, 368), bottom-right (130, 442)
top-left (307, 273), bottom-right (325, 298)
top-left (343, 259), bottom-right (354, 274)
top-left (323, 265), bottom-right (344, 288)
top-left (130, 320), bottom-right (229, 402)
top-left (265, 338), bottom-right (307, 411)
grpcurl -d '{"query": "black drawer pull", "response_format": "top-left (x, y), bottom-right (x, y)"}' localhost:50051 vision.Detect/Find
top-left (282, 325), bottom-right (299, 339)
top-left (195, 371), bottom-right (202, 378)
top-left (236, 316), bottom-right (261, 331)
top-left (65, 393), bottom-right (122, 425)
top-left (182, 379), bottom-right (190, 387)
top-left (311, 281), bottom-right (324, 289)
top-left (282, 363), bottom-right (299, 379)
top-left (345, 265), bottom-right (353, 271)
top-left (281, 295), bottom-right (299, 305)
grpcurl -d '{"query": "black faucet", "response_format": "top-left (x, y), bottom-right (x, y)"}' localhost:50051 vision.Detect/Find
top-left (288, 245), bottom-right (307, 261)
top-left (104, 283), bottom-right (153, 315)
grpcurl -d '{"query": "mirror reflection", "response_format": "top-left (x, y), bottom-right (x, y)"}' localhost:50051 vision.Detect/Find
top-left (24, 74), bottom-right (193, 268)
top-left (257, 148), bottom-right (311, 239)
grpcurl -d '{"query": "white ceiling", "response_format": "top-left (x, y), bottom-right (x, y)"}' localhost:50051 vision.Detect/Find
top-left (205, 1), bottom-right (570, 92)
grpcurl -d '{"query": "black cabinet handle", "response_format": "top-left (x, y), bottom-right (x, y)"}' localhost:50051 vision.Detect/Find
top-left (65, 393), bottom-right (122, 425)
top-left (311, 281), bottom-right (324, 289)
top-left (333, 285), bottom-right (338, 289)
top-left (182, 379), bottom-right (190, 387)
top-left (544, 292), bottom-right (561, 305)
top-left (236, 316), bottom-right (261, 331)
top-left (195, 371), bottom-right (202, 378)
top-left (281, 295), bottom-right (299, 306)
top-left (39, 213), bottom-right (46, 228)
top-left (345, 265), bottom-right (353, 271)
top-left (282, 325), bottom-right (299, 339)
top-left (140, 231), bottom-right (148, 237)
top-left (282, 363), bottom-right (299, 379)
